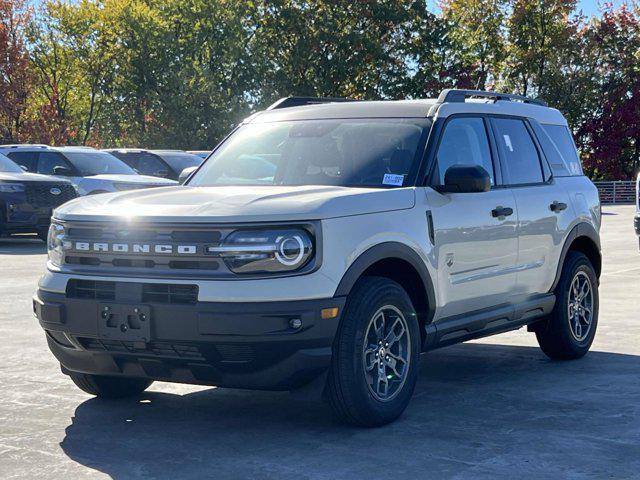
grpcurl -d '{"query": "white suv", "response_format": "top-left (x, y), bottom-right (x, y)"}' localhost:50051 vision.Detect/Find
top-left (34, 90), bottom-right (601, 426)
top-left (0, 145), bottom-right (177, 195)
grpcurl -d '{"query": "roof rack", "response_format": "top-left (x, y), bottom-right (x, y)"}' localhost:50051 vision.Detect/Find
top-left (436, 89), bottom-right (548, 107)
top-left (266, 96), bottom-right (356, 110)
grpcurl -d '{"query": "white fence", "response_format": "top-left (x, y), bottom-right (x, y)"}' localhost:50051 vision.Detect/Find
top-left (593, 181), bottom-right (636, 204)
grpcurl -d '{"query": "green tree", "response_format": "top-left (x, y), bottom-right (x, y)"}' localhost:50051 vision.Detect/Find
top-left (441, 0), bottom-right (507, 90)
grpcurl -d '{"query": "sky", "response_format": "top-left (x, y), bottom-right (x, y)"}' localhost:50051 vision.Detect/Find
top-left (425, 0), bottom-right (628, 18)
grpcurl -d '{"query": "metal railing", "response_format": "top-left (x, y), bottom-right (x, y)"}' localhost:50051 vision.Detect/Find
top-left (593, 181), bottom-right (636, 204)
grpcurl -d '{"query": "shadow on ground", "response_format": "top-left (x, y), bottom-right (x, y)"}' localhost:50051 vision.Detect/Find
top-left (59, 343), bottom-right (640, 479)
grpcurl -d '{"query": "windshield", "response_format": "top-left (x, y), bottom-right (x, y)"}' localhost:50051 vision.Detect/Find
top-left (63, 151), bottom-right (137, 176)
top-left (189, 119), bottom-right (429, 188)
top-left (0, 154), bottom-right (24, 173)
top-left (156, 152), bottom-right (202, 172)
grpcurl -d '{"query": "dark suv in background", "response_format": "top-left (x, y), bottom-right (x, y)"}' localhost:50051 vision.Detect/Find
top-left (105, 149), bottom-right (204, 181)
top-left (0, 153), bottom-right (76, 240)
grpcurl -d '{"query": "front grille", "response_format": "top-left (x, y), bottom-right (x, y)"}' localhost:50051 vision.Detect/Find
top-left (60, 221), bottom-right (228, 277)
top-left (67, 279), bottom-right (116, 300)
top-left (78, 337), bottom-right (205, 361)
top-left (66, 279), bottom-right (198, 304)
top-left (25, 183), bottom-right (76, 208)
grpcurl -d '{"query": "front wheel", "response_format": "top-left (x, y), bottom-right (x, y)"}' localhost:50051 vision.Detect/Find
top-left (326, 277), bottom-right (420, 427)
top-left (535, 251), bottom-right (599, 360)
top-left (69, 372), bottom-right (153, 399)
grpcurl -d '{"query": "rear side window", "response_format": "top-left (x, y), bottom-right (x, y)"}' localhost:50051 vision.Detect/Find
top-left (434, 117), bottom-right (495, 185)
top-left (543, 125), bottom-right (583, 176)
top-left (6, 151), bottom-right (37, 171)
top-left (491, 118), bottom-right (544, 185)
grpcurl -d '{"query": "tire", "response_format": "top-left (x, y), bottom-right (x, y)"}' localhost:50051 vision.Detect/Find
top-left (536, 251), bottom-right (599, 360)
top-left (327, 276), bottom-right (421, 427)
top-left (69, 372), bottom-right (153, 399)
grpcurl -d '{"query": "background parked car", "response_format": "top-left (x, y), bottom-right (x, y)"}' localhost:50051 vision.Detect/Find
top-left (0, 145), bottom-right (177, 196)
top-left (105, 149), bottom-right (204, 181)
top-left (187, 150), bottom-right (211, 159)
top-left (0, 153), bottom-right (76, 240)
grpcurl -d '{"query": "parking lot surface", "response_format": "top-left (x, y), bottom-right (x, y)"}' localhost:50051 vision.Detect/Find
top-left (1, 206), bottom-right (639, 479)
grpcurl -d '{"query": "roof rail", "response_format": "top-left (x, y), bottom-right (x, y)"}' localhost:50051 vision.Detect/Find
top-left (436, 89), bottom-right (548, 107)
top-left (266, 96), bottom-right (356, 110)
top-left (0, 144), bottom-right (49, 149)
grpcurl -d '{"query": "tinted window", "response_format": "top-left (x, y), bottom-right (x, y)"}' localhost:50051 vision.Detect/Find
top-left (61, 151), bottom-right (137, 176)
top-left (435, 117), bottom-right (494, 185)
top-left (0, 154), bottom-right (24, 173)
top-left (190, 119), bottom-right (428, 188)
top-left (492, 118), bottom-right (543, 185)
top-left (38, 152), bottom-right (74, 175)
top-left (155, 152), bottom-right (202, 173)
top-left (115, 152), bottom-right (169, 177)
top-left (6, 151), bottom-right (37, 171)
top-left (543, 125), bottom-right (583, 176)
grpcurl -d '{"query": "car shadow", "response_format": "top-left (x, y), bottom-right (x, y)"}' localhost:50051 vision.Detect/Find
top-left (0, 237), bottom-right (47, 255)
top-left (59, 342), bottom-right (640, 479)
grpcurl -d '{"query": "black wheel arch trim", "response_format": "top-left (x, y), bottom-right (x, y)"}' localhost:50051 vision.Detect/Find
top-left (333, 242), bottom-right (436, 323)
top-left (550, 222), bottom-right (601, 292)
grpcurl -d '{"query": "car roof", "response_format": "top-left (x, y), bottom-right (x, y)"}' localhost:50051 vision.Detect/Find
top-left (247, 91), bottom-right (567, 126)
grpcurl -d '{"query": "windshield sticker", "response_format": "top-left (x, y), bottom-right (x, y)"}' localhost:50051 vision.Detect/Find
top-left (383, 173), bottom-right (404, 186)
top-left (503, 134), bottom-right (514, 152)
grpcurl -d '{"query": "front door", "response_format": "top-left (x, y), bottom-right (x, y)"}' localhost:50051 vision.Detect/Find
top-left (425, 116), bottom-right (519, 319)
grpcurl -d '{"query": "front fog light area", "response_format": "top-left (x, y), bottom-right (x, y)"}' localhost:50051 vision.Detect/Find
top-left (210, 228), bottom-right (314, 274)
top-left (47, 222), bottom-right (66, 267)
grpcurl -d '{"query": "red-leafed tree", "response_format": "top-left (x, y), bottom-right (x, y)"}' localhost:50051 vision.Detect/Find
top-left (0, 0), bottom-right (31, 143)
top-left (577, 6), bottom-right (640, 180)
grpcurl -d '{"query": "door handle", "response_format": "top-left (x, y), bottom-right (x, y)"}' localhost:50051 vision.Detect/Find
top-left (491, 206), bottom-right (514, 218)
top-left (550, 201), bottom-right (567, 212)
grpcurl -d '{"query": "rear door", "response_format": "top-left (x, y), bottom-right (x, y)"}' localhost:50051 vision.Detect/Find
top-left (490, 117), bottom-right (573, 295)
top-left (425, 115), bottom-right (519, 319)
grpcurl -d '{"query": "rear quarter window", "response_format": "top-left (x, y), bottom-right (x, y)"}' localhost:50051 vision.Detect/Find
top-left (542, 124), bottom-right (583, 176)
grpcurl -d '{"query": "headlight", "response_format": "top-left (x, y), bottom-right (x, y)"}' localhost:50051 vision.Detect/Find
top-left (0, 182), bottom-right (25, 193)
top-left (47, 221), bottom-right (67, 267)
top-left (208, 228), bottom-right (314, 274)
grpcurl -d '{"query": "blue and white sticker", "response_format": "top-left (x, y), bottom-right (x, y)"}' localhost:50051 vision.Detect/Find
top-left (382, 173), bottom-right (404, 186)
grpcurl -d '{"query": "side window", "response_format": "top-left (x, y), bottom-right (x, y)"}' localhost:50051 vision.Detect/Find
top-left (38, 152), bottom-right (73, 175)
top-left (110, 152), bottom-right (138, 170)
top-left (6, 151), bottom-right (37, 171)
top-left (434, 117), bottom-right (495, 185)
top-left (543, 124), bottom-right (583, 176)
top-left (137, 153), bottom-right (169, 176)
top-left (492, 118), bottom-right (544, 185)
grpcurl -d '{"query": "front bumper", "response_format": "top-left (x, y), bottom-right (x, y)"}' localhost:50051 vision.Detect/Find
top-left (34, 288), bottom-right (345, 390)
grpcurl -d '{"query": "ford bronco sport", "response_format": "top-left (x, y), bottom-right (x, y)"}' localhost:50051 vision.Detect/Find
top-left (34, 90), bottom-right (601, 426)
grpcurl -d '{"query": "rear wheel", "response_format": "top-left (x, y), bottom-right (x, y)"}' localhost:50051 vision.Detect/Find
top-left (327, 277), bottom-right (420, 427)
top-left (535, 251), bottom-right (599, 359)
top-left (69, 372), bottom-right (153, 399)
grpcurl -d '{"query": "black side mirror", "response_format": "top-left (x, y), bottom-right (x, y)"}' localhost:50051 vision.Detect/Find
top-left (178, 166), bottom-right (197, 185)
top-left (437, 165), bottom-right (491, 193)
top-left (53, 166), bottom-right (74, 177)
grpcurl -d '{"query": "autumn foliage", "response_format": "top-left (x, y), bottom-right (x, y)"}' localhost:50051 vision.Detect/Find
top-left (0, 0), bottom-right (639, 179)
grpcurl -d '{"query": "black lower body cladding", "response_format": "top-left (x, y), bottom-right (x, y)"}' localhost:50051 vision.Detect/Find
top-left (34, 285), bottom-right (345, 390)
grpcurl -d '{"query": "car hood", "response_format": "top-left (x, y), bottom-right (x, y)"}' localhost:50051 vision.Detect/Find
top-left (85, 174), bottom-right (177, 185)
top-left (54, 185), bottom-right (416, 223)
top-left (0, 171), bottom-right (72, 183)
